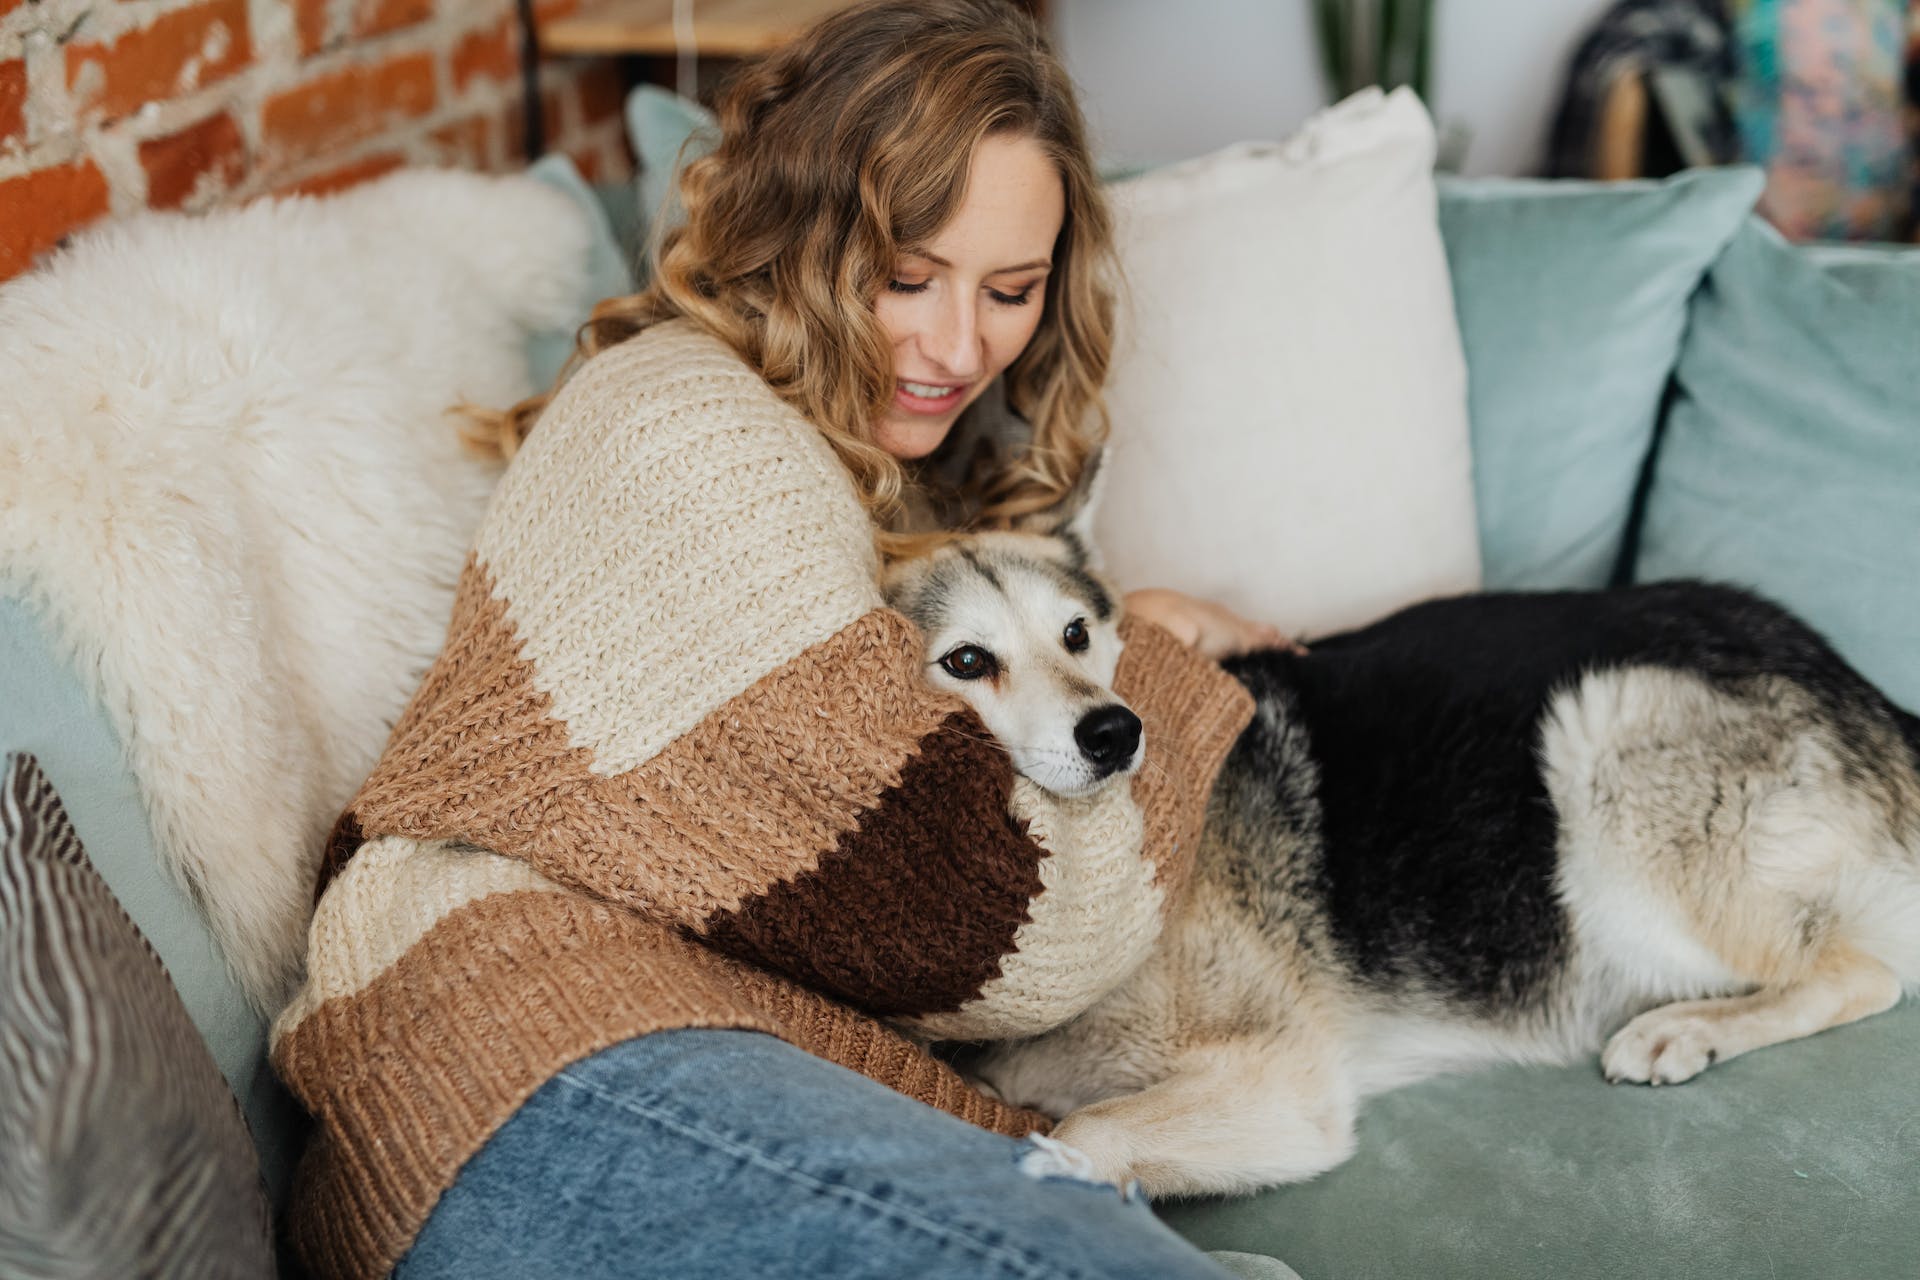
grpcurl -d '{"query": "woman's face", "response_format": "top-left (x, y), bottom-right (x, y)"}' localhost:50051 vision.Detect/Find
top-left (873, 133), bottom-right (1066, 461)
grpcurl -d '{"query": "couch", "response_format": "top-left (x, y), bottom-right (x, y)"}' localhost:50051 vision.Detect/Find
top-left (2, 87), bottom-right (1915, 1279)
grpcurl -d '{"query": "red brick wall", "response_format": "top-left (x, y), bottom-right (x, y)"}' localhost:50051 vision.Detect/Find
top-left (0, 0), bottom-right (632, 282)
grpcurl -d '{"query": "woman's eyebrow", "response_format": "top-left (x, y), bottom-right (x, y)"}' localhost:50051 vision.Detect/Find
top-left (904, 249), bottom-right (1053, 274)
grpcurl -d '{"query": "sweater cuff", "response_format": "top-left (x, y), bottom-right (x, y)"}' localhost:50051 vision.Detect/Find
top-left (1112, 617), bottom-right (1256, 893)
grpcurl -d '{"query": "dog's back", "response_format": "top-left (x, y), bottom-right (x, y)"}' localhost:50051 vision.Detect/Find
top-left (1217, 582), bottom-right (1920, 1021)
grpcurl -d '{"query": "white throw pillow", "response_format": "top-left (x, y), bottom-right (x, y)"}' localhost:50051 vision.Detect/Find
top-left (0, 170), bottom-right (595, 1006)
top-left (1095, 88), bottom-right (1480, 641)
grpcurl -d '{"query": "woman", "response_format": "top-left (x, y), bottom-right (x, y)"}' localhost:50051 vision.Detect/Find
top-left (275, 3), bottom-right (1281, 1276)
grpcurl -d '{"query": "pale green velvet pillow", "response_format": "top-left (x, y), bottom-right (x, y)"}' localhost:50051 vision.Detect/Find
top-left (524, 152), bottom-right (635, 389)
top-left (1436, 168), bottom-right (1764, 590)
top-left (626, 84), bottom-right (721, 280)
top-left (1633, 219), bottom-right (1920, 710)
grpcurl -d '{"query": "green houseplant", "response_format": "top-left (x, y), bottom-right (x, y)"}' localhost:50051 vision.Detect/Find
top-left (1313, 0), bottom-right (1435, 102)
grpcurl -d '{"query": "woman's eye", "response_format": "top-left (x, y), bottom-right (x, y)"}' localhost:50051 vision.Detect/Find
top-left (940, 646), bottom-right (997, 680)
top-left (1063, 619), bottom-right (1089, 653)
top-left (988, 286), bottom-right (1034, 307)
top-left (887, 279), bottom-right (930, 295)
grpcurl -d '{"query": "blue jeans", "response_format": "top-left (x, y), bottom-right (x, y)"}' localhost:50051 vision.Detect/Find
top-left (395, 1028), bottom-right (1238, 1279)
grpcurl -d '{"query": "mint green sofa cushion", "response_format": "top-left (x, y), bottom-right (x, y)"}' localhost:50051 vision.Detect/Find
top-left (523, 152), bottom-right (637, 390)
top-left (1436, 168), bottom-right (1763, 590)
top-left (626, 83), bottom-right (718, 266)
top-left (1633, 220), bottom-right (1920, 710)
top-left (0, 595), bottom-right (302, 1206)
top-left (1158, 1001), bottom-right (1920, 1278)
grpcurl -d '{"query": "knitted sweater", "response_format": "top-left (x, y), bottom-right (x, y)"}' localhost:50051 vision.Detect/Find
top-left (270, 320), bottom-right (1254, 1279)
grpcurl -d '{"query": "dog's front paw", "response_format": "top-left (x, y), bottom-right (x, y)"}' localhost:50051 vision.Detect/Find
top-left (1047, 1112), bottom-right (1139, 1190)
top-left (1602, 1009), bottom-right (1721, 1085)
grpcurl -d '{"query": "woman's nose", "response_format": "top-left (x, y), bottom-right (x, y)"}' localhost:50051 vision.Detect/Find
top-left (923, 296), bottom-right (982, 379)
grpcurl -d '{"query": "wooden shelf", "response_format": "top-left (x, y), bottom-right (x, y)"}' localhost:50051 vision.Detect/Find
top-left (540, 0), bottom-right (863, 58)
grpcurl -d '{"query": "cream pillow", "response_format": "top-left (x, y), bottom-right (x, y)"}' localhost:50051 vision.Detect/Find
top-left (1095, 88), bottom-right (1480, 641)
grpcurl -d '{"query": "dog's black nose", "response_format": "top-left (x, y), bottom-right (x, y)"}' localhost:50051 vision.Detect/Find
top-left (1075, 705), bottom-right (1142, 772)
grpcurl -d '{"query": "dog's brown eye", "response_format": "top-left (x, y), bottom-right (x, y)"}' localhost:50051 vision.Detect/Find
top-left (1063, 618), bottom-right (1090, 653)
top-left (941, 645), bottom-right (997, 680)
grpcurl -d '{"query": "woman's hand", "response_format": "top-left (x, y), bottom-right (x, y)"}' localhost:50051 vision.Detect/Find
top-left (1122, 587), bottom-right (1305, 661)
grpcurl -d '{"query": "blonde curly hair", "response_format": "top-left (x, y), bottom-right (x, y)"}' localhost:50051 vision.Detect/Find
top-left (466, 0), bottom-right (1117, 558)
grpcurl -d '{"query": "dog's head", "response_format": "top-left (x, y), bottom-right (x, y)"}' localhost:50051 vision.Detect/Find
top-left (884, 486), bottom-right (1140, 798)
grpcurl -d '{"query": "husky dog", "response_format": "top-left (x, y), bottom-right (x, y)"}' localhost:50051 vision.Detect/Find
top-left (884, 526), bottom-right (1141, 800)
top-left (884, 526), bottom-right (1920, 1200)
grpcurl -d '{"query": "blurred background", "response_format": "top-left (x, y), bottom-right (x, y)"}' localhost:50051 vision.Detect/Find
top-left (1058, 0), bottom-right (1601, 178)
top-left (2, 0), bottom-right (1917, 284)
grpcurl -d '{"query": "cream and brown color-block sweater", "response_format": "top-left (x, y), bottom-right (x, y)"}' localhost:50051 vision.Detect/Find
top-left (271, 320), bottom-right (1254, 1279)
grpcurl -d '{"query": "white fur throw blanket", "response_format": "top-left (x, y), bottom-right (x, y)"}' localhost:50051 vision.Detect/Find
top-left (0, 170), bottom-right (595, 1006)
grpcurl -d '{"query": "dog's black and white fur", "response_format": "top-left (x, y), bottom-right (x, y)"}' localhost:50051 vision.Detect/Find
top-left (886, 528), bottom-right (1920, 1199)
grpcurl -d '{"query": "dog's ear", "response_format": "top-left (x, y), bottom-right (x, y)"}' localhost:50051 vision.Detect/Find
top-left (878, 554), bottom-right (917, 612)
top-left (1014, 447), bottom-right (1107, 564)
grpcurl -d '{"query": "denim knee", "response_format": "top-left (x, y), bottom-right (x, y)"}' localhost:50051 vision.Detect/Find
top-left (396, 1028), bottom-right (1235, 1280)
